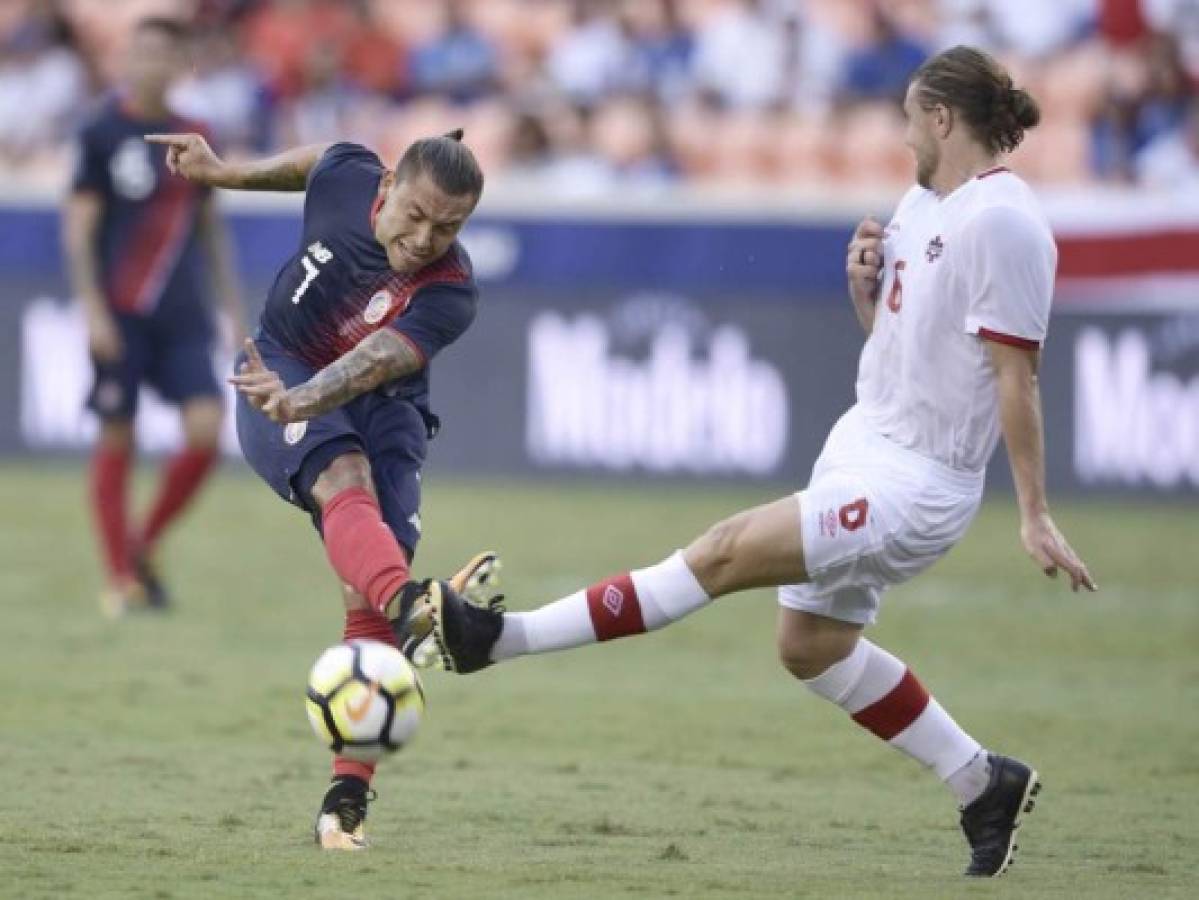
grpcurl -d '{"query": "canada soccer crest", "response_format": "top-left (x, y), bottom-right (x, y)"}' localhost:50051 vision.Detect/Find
top-left (925, 235), bottom-right (944, 263)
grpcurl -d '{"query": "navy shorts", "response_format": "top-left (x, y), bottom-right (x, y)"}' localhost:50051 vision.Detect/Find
top-left (235, 334), bottom-right (428, 556)
top-left (88, 313), bottom-right (221, 419)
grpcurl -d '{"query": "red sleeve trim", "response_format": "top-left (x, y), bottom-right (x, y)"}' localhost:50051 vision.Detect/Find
top-left (978, 327), bottom-right (1040, 350)
top-left (390, 328), bottom-right (428, 367)
top-left (976, 165), bottom-right (1010, 180)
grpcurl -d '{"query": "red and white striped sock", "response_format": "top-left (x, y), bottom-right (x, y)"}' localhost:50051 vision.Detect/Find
top-left (803, 639), bottom-right (986, 803)
top-left (491, 551), bottom-right (709, 661)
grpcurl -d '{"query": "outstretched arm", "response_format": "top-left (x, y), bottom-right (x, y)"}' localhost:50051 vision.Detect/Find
top-left (989, 340), bottom-right (1096, 592)
top-left (145, 133), bottom-right (330, 191)
top-left (230, 331), bottom-right (424, 424)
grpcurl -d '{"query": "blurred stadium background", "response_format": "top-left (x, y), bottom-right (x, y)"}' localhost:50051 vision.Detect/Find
top-left (1, 1), bottom-right (1197, 897)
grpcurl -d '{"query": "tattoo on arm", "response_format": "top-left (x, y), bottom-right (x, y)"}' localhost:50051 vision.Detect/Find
top-left (286, 330), bottom-right (424, 419)
top-left (232, 144), bottom-right (332, 191)
top-left (237, 162), bottom-right (308, 191)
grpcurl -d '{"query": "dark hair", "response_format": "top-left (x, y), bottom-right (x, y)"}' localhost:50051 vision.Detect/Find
top-left (135, 16), bottom-right (190, 43)
top-left (912, 46), bottom-right (1040, 154)
top-left (396, 129), bottom-right (484, 198)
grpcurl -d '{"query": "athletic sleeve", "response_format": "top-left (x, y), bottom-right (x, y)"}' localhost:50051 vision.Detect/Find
top-left (70, 123), bottom-right (107, 194)
top-left (960, 204), bottom-right (1057, 349)
top-left (390, 282), bottom-right (478, 365)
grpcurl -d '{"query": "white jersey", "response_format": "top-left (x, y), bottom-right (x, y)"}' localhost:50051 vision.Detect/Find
top-left (854, 167), bottom-right (1056, 473)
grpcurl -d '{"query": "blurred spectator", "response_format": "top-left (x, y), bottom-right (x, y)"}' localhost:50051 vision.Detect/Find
top-left (619, 0), bottom-right (693, 103)
top-left (240, 0), bottom-right (354, 101)
top-left (341, 2), bottom-right (407, 98)
top-left (2, 0), bottom-right (1196, 193)
top-left (546, 0), bottom-right (636, 105)
top-left (276, 39), bottom-right (359, 146)
top-left (1092, 33), bottom-right (1192, 181)
top-left (592, 93), bottom-right (677, 189)
top-left (691, 0), bottom-right (787, 109)
top-left (780, 5), bottom-right (849, 116)
top-left (840, 6), bottom-right (929, 104)
top-left (0, 3), bottom-right (85, 165)
top-left (940, 0), bottom-right (1094, 57)
top-left (1141, 0), bottom-right (1199, 80)
top-left (171, 25), bottom-right (268, 154)
top-left (1136, 96), bottom-right (1199, 191)
top-left (410, 0), bottom-right (498, 103)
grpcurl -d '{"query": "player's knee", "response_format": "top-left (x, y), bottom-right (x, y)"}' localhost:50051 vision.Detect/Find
top-left (686, 515), bottom-right (745, 596)
top-left (777, 635), bottom-right (835, 680)
top-left (98, 419), bottom-right (134, 451)
top-left (312, 453), bottom-right (374, 508)
top-left (776, 623), bottom-right (859, 681)
top-left (182, 399), bottom-right (223, 450)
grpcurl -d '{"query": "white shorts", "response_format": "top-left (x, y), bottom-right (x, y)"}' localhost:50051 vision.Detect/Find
top-left (778, 407), bottom-right (985, 625)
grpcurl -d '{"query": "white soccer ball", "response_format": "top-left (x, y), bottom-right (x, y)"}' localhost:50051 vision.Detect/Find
top-left (305, 640), bottom-right (426, 762)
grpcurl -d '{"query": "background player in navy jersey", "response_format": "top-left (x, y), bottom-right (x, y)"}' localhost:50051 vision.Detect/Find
top-left (62, 17), bottom-right (245, 617)
top-left (145, 125), bottom-right (497, 849)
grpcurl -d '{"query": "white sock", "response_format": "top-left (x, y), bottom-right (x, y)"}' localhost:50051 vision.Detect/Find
top-left (490, 551), bottom-right (710, 661)
top-left (803, 639), bottom-right (983, 800)
top-left (945, 750), bottom-right (992, 807)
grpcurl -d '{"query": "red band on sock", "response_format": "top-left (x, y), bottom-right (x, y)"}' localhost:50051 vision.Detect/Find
top-left (330, 608), bottom-right (396, 786)
top-left (343, 607), bottom-right (398, 648)
top-left (332, 757), bottom-right (376, 783)
top-left (585, 573), bottom-right (645, 641)
top-left (851, 669), bottom-right (931, 741)
top-left (91, 446), bottom-right (133, 580)
top-left (141, 447), bottom-right (218, 550)
top-left (322, 487), bottom-right (411, 614)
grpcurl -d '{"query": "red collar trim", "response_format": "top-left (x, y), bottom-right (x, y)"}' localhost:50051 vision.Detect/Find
top-left (976, 165), bottom-right (1010, 180)
top-left (369, 191), bottom-right (385, 232)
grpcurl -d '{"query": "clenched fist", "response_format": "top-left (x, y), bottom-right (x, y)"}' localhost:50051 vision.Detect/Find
top-left (847, 216), bottom-right (885, 307)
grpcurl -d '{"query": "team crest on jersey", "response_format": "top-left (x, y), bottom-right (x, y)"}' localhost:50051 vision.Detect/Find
top-left (363, 290), bottom-right (393, 325)
top-left (925, 235), bottom-right (944, 263)
top-left (284, 421), bottom-right (307, 445)
top-left (111, 137), bottom-right (156, 200)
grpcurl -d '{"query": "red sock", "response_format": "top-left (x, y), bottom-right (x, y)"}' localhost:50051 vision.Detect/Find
top-left (342, 607), bottom-right (398, 646)
top-left (332, 607), bottom-right (398, 785)
top-left (322, 487), bottom-right (411, 614)
top-left (91, 446), bottom-right (133, 583)
top-left (140, 447), bottom-right (218, 550)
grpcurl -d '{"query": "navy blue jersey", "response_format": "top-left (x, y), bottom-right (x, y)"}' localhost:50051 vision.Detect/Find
top-left (259, 142), bottom-right (478, 412)
top-left (71, 96), bottom-right (212, 323)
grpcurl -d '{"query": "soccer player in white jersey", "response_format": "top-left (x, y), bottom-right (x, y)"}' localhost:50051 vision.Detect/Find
top-left (408, 46), bottom-right (1096, 877)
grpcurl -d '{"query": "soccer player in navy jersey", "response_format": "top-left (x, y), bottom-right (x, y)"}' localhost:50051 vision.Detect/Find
top-left (145, 125), bottom-right (498, 849)
top-left (63, 18), bottom-right (246, 617)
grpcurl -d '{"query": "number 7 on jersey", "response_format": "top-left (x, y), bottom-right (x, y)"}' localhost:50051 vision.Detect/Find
top-left (291, 241), bottom-right (333, 304)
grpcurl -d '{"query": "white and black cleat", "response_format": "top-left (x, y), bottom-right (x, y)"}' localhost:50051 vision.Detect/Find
top-left (414, 578), bottom-right (505, 674)
top-left (960, 754), bottom-right (1041, 877)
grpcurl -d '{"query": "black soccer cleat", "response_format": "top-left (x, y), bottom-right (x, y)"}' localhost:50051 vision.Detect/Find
top-left (314, 775), bottom-right (375, 850)
top-left (960, 754), bottom-right (1041, 877)
top-left (387, 552), bottom-right (503, 664)
top-left (134, 551), bottom-right (171, 610)
top-left (415, 578), bottom-right (504, 673)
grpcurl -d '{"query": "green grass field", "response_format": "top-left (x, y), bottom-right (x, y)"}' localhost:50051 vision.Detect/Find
top-left (1, 462), bottom-right (1196, 899)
